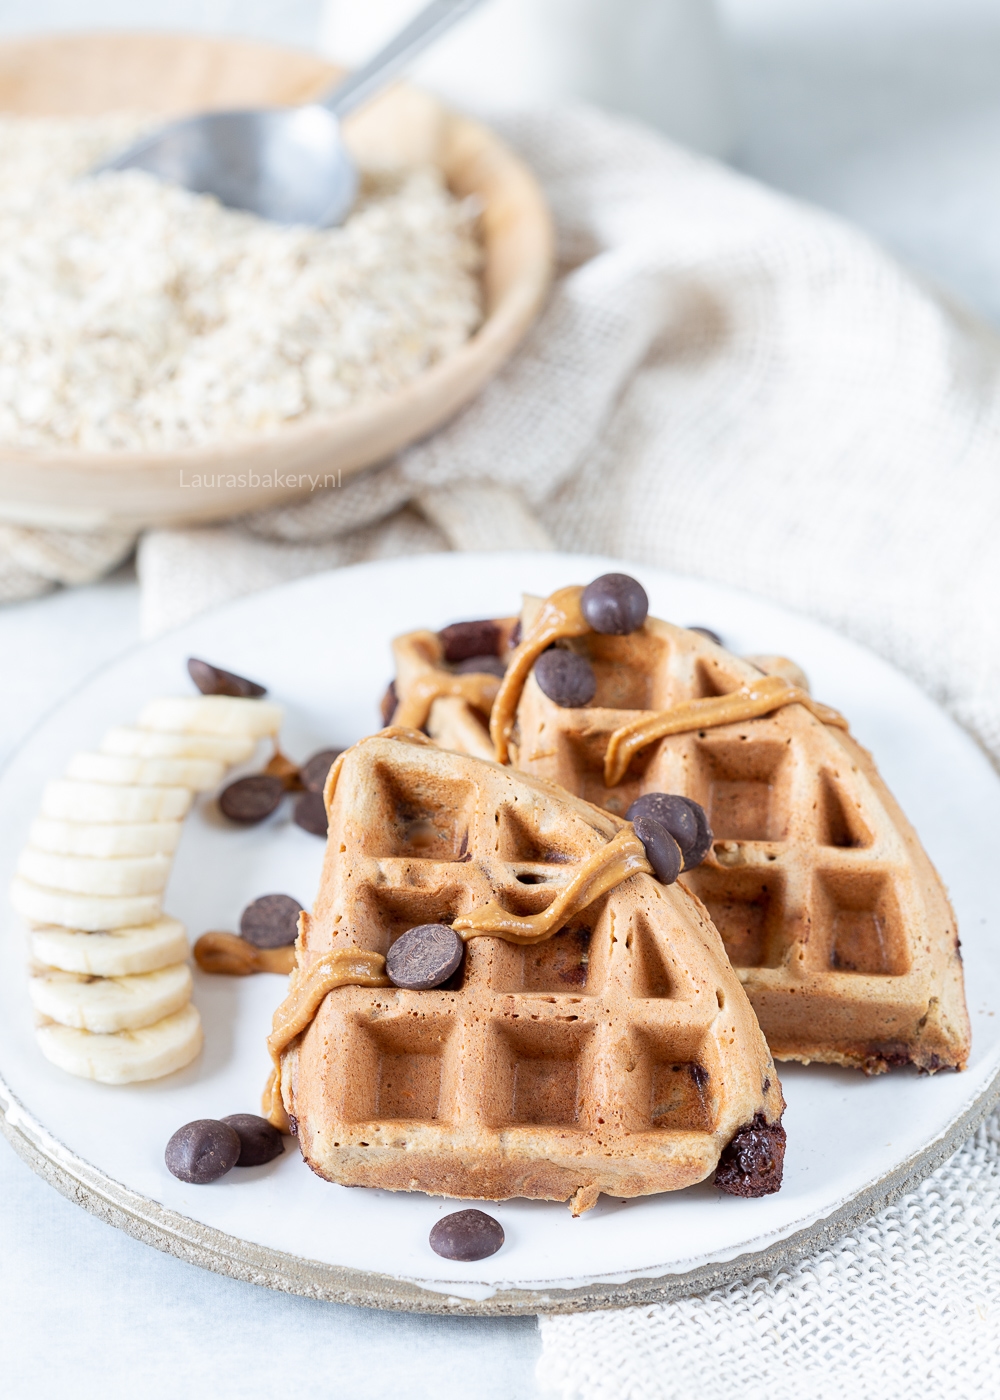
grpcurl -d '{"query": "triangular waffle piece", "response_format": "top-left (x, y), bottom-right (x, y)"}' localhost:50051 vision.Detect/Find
top-left (485, 586), bottom-right (969, 1075)
top-left (269, 730), bottom-right (785, 1209)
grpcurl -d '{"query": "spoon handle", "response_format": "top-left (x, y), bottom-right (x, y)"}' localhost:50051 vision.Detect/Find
top-left (323, 0), bottom-right (489, 119)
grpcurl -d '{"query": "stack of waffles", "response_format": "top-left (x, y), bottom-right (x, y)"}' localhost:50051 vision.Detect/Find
top-left (269, 571), bottom-right (968, 1212)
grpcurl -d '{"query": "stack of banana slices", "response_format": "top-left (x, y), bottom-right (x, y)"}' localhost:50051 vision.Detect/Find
top-left (11, 695), bottom-right (282, 1084)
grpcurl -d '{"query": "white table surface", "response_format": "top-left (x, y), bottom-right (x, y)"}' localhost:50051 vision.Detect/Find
top-left (4, 2), bottom-right (1000, 1395)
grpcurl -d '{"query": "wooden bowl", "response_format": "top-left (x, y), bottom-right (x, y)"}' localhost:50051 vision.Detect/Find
top-left (0, 33), bottom-right (554, 531)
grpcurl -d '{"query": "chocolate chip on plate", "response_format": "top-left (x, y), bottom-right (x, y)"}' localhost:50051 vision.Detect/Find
top-left (438, 619), bottom-right (502, 663)
top-left (219, 774), bottom-right (284, 824)
top-left (387, 924), bottom-right (463, 990)
top-left (165, 1119), bottom-right (241, 1184)
top-left (240, 894), bottom-right (304, 949)
top-left (453, 654), bottom-right (507, 678)
top-left (300, 748), bottom-right (342, 793)
top-left (293, 789), bottom-right (328, 837)
top-left (380, 680), bottom-right (398, 727)
top-left (220, 1113), bottom-right (285, 1167)
top-left (429, 1209), bottom-right (505, 1261)
top-left (632, 815), bottom-right (682, 885)
top-left (688, 625), bottom-right (723, 646)
top-left (580, 573), bottom-right (649, 635)
top-left (627, 793), bottom-right (713, 869)
top-left (533, 649), bottom-right (596, 708)
top-left (187, 657), bottom-right (267, 698)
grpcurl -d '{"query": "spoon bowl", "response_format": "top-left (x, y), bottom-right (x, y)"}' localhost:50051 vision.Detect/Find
top-left (102, 105), bottom-right (358, 227)
top-left (98, 0), bottom-right (484, 226)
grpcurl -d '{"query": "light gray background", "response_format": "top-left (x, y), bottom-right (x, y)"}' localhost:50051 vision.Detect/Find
top-left (2, 1), bottom-right (1000, 1395)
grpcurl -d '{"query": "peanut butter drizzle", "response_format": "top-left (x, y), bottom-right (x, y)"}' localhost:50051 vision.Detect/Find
top-left (393, 670), bottom-right (501, 733)
top-left (490, 586), bottom-right (589, 763)
top-left (194, 931), bottom-right (296, 976)
top-left (454, 826), bottom-right (652, 945)
top-left (265, 948), bottom-right (391, 1128)
top-left (603, 676), bottom-right (848, 786)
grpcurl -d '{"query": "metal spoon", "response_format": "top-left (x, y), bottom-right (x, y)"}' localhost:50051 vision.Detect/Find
top-left (98, 0), bottom-right (487, 228)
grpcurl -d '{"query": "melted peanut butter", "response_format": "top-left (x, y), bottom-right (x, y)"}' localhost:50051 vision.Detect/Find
top-left (194, 931), bottom-right (296, 976)
top-left (265, 948), bottom-right (390, 1128)
top-left (390, 628), bottom-right (502, 734)
top-left (393, 670), bottom-right (501, 733)
top-left (490, 586), bottom-right (589, 763)
top-left (603, 676), bottom-right (847, 786)
top-left (453, 825), bottom-right (651, 945)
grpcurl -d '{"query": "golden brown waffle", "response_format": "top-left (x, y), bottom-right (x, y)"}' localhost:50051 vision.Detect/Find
top-left (271, 730), bottom-right (785, 1210)
top-left (496, 591), bottom-right (970, 1075)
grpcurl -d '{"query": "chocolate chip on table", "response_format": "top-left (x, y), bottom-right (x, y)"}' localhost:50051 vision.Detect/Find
top-left (300, 748), bottom-right (342, 793)
top-left (632, 815), bottom-right (682, 885)
top-left (219, 774), bottom-right (284, 824)
top-left (293, 789), bottom-right (328, 837)
top-left (240, 894), bottom-right (304, 949)
top-left (438, 619), bottom-right (502, 663)
top-left (165, 1119), bottom-right (241, 1184)
top-left (580, 573), bottom-right (649, 635)
top-left (453, 654), bottom-right (507, 678)
top-left (387, 924), bottom-right (464, 990)
top-left (533, 649), bottom-right (597, 708)
top-left (429, 1209), bottom-right (505, 1261)
top-left (380, 680), bottom-right (398, 727)
top-left (187, 657), bottom-right (267, 698)
top-left (627, 793), bottom-right (713, 869)
top-left (220, 1113), bottom-right (285, 1166)
top-left (687, 626), bottom-right (723, 646)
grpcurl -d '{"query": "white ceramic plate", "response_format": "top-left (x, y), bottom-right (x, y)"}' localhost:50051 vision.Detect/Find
top-left (1, 553), bottom-right (998, 1315)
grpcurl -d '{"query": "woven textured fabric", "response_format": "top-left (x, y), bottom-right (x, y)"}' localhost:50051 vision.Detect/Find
top-left (537, 1110), bottom-right (1000, 1399)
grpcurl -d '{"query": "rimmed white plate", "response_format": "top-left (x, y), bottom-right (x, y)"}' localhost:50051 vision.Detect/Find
top-left (1, 552), bottom-right (997, 1314)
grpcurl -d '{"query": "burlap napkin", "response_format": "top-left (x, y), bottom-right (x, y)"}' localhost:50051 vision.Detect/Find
top-left (5, 104), bottom-right (1000, 1394)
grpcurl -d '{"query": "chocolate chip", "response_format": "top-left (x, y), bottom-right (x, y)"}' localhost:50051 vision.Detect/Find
top-left (627, 793), bottom-right (713, 868)
top-left (438, 619), bottom-right (502, 662)
top-left (453, 654), bottom-right (506, 678)
top-left (714, 1113), bottom-right (786, 1197)
top-left (387, 924), bottom-right (463, 990)
top-left (187, 658), bottom-right (266, 698)
top-left (165, 1119), bottom-right (241, 1183)
top-left (300, 748), bottom-right (342, 793)
top-left (534, 649), bottom-right (596, 708)
top-left (580, 574), bottom-right (648, 635)
top-left (429, 1209), bottom-right (505, 1261)
top-left (240, 894), bottom-right (304, 949)
top-left (688, 626), bottom-right (722, 646)
top-left (380, 680), bottom-right (398, 727)
top-left (220, 1113), bottom-right (285, 1166)
top-left (218, 774), bottom-right (284, 824)
top-left (293, 789), bottom-right (328, 837)
top-left (509, 619), bottom-right (522, 649)
top-left (632, 815), bottom-right (682, 885)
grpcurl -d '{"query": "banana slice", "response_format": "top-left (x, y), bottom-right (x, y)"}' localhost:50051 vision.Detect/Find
top-left (101, 727), bottom-right (255, 764)
top-left (31, 917), bottom-right (189, 976)
top-left (17, 847), bottom-right (171, 897)
top-left (10, 876), bottom-right (162, 932)
top-left (30, 962), bottom-right (193, 1033)
top-left (139, 696), bottom-right (282, 738)
top-left (35, 1002), bottom-right (203, 1083)
top-left (65, 752), bottom-right (224, 792)
top-left (40, 781), bottom-right (191, 824)
top-left (28, 818), bottom-right (183, 859)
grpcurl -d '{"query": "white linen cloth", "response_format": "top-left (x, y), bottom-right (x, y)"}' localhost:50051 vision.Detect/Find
top-left (3, 103), bottom-right (1000, 1395)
